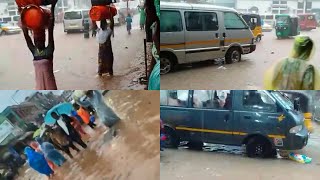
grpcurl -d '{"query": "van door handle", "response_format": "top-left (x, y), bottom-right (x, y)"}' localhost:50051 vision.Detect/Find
top-left (223, 33), bottom-right (226, 37)
top-left (244, 115), bottom-right (251, 119)
top-left (215, 33), bottom-right (219, 38)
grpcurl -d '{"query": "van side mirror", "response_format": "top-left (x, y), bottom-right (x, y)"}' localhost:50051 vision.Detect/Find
top-left (294, 98), bottom-right (301, 111)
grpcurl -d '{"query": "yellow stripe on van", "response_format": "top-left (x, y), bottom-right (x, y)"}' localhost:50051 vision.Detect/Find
top-left (161, 38), bottom-right (251, 49)
top-left (186, 40), bottom-right (220, 45)
top-left (267, 135), bottom-right (286, 138)
top-left (160, 43), bottom-right (185, 49)
top-left (176, 126), bottom-right (285, 138)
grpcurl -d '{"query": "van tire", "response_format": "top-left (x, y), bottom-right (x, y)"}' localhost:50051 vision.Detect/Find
top-left (164, 127), bottom-right (179, 148)
top-left (225, 47), bottom-right (241, 64)
top-left (246, 136), bottom-right (272, 158)
top-left (160, 53), bottom-right (175, 75)
top-left (187, 141), bottom-right (203, 150)
top-left (256, 35), bottom-right (262, 42)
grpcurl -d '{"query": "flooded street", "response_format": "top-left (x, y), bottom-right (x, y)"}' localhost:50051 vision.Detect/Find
top-left (17, 90), bottom-right (160, 180)
top-left (160, 29), bottom-right (320, 90)
top-left (160, 123), bottom-right (320, 180)
top-left (0, 14), bottom-right (146, 90)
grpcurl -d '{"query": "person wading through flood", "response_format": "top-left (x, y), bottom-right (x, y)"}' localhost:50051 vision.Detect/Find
top-left (46, 126), bottom-right (79, 159)
top-left (51, 112), bottom-right (88, 149)
top-left (35, 137), bottom-right (66, 167)
top-left (264, 35), bottom-right (320, 89)
top-left (95, 18), bottom-right (115, 76)
top-left (24, 147), bottom-right (54, 179)
top-left (21, 1), bottom-right (57, 90)
top-left (74, 104), bottom-right (97, 129)
top-left (138, 5), bottom-right (146, 30)
top-left (126, 13), bottom-right (133, 35)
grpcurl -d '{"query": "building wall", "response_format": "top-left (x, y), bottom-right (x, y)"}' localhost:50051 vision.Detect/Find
top-left (236, 0), bottom-right (320, 15)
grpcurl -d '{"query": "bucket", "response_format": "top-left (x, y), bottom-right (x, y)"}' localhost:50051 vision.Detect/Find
top-left (89, 6), bottom-right (117, 21)
top-left (91, 0), bottom-right (113, 6)
top-left (15, 0), bottom-right (55, 7)
top-left (21, 5), bottom-right (51, 31)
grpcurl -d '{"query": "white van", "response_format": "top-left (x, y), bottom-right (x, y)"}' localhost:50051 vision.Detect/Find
top-left (63, 9), bottom-right (90, 33)
top-left (160, 2), bottom-right (256, 74)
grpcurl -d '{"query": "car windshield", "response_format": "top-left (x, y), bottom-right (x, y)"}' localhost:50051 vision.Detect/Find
top-left (276, 16), bottom-right (289, 24)
top-left (64, 11), bottom-right (82, 20)
top-left (271, 91), bottom-right (294, 110)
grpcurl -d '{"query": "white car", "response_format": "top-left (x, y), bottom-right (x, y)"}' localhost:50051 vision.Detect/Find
top-left (262, 21), bottom-right (273, 32)
top-left (0, 22), bottom-right (21, 36)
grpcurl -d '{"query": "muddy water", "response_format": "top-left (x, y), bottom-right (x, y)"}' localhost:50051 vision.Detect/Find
top-left (17, 91), bottom-right (160, 180)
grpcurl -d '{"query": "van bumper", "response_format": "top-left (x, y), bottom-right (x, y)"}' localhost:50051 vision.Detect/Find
top-left (282, 127), bottom-right (309, 150)
top-left (250, 44), bottom-right (256, 53)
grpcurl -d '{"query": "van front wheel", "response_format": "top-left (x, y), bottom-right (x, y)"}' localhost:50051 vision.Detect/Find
top-left (246, 136), bottom-right (272, 158)
top-left (225, 47), bottom-right (241, 64)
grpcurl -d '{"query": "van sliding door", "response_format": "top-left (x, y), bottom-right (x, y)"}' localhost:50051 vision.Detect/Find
top-left (184, 11), bottom-right (222, 63)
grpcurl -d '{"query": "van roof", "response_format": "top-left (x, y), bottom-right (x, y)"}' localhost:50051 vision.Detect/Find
top-left (160, 1), bottom-right (237, 12)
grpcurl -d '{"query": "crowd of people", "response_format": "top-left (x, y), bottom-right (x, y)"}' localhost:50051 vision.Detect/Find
top-left (10, 90), bottom-right (122, 179)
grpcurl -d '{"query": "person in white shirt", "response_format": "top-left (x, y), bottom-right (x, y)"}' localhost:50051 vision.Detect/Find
top-left (95, 19), bottom-right (115, 76)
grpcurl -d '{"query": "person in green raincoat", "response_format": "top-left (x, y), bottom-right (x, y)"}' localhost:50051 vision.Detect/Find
top-left (264, 35), bottom-right (320, 90)
top-left (138, 5), bottom-right (146, 30)
top-left (147, 0), bottom-right (160, 90)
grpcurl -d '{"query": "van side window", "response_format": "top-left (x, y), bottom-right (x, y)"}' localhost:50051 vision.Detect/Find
top-left (161, 90), bottom-right (189, 107)
top-left (243, 91), bottom-right (276, 112)
top-left (224, 12), bottom-right (247, 29)
top-left (160, 10), bottom-right (183, 32)
top-left (193, 90), bottom-right (231, 109)
top-left (185, 12), bottom-right (219, 31)
top-left (160, 90), bottom-right (168, 105)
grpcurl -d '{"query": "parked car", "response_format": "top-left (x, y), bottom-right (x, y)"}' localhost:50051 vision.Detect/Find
top-left (0, 22), bottom-right (21, 36)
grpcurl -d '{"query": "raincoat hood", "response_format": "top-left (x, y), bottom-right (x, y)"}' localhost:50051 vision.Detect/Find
top-left (290, 35), bottom-right (315, 61)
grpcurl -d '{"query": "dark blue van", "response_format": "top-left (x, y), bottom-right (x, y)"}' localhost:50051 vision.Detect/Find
top-left (160, 90), bottom-right (309, 158)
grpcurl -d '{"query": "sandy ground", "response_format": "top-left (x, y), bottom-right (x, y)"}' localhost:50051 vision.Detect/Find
top-left (16, 90), bottom-right (160, 180)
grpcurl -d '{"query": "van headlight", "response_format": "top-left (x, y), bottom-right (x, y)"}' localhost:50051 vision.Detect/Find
top-left (252, 38), bottom-right (255, 44)
top-left (289, 125), bottom-right (302, 134)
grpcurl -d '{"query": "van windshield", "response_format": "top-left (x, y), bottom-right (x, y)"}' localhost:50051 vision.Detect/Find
top-left (64, 11), bottom-right (82, 20)
top-left (271, 91), bottom-right (293, 110)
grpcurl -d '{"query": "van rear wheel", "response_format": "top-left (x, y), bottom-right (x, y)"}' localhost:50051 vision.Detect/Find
top-left (246, 136), bottom-right (272, 158)
top-left (160, 54), bottom-right (175, 75)
top-left (187, 141), bottom-right (203, 150)
top-left (164, 127), bottom-right (180, 148)
top-left (225, 47), bottom-right (241, 64)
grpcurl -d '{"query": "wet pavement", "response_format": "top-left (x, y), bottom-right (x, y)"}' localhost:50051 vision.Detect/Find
top-left (17, 90), bottom-right (160, 180)
top-left (160, 123), bottom-right (320, 180)
top-left (160, 29), bottom-right (320, 90)
top-left (0, 15), bottom-right (147, 90)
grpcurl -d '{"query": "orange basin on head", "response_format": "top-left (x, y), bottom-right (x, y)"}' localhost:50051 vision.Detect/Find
top-left (15, 0), bottom-right (41, 8)
top-left (21, 5), bottom-right (51, 31)
top-left (90, 6), bottom-right (117, 21)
